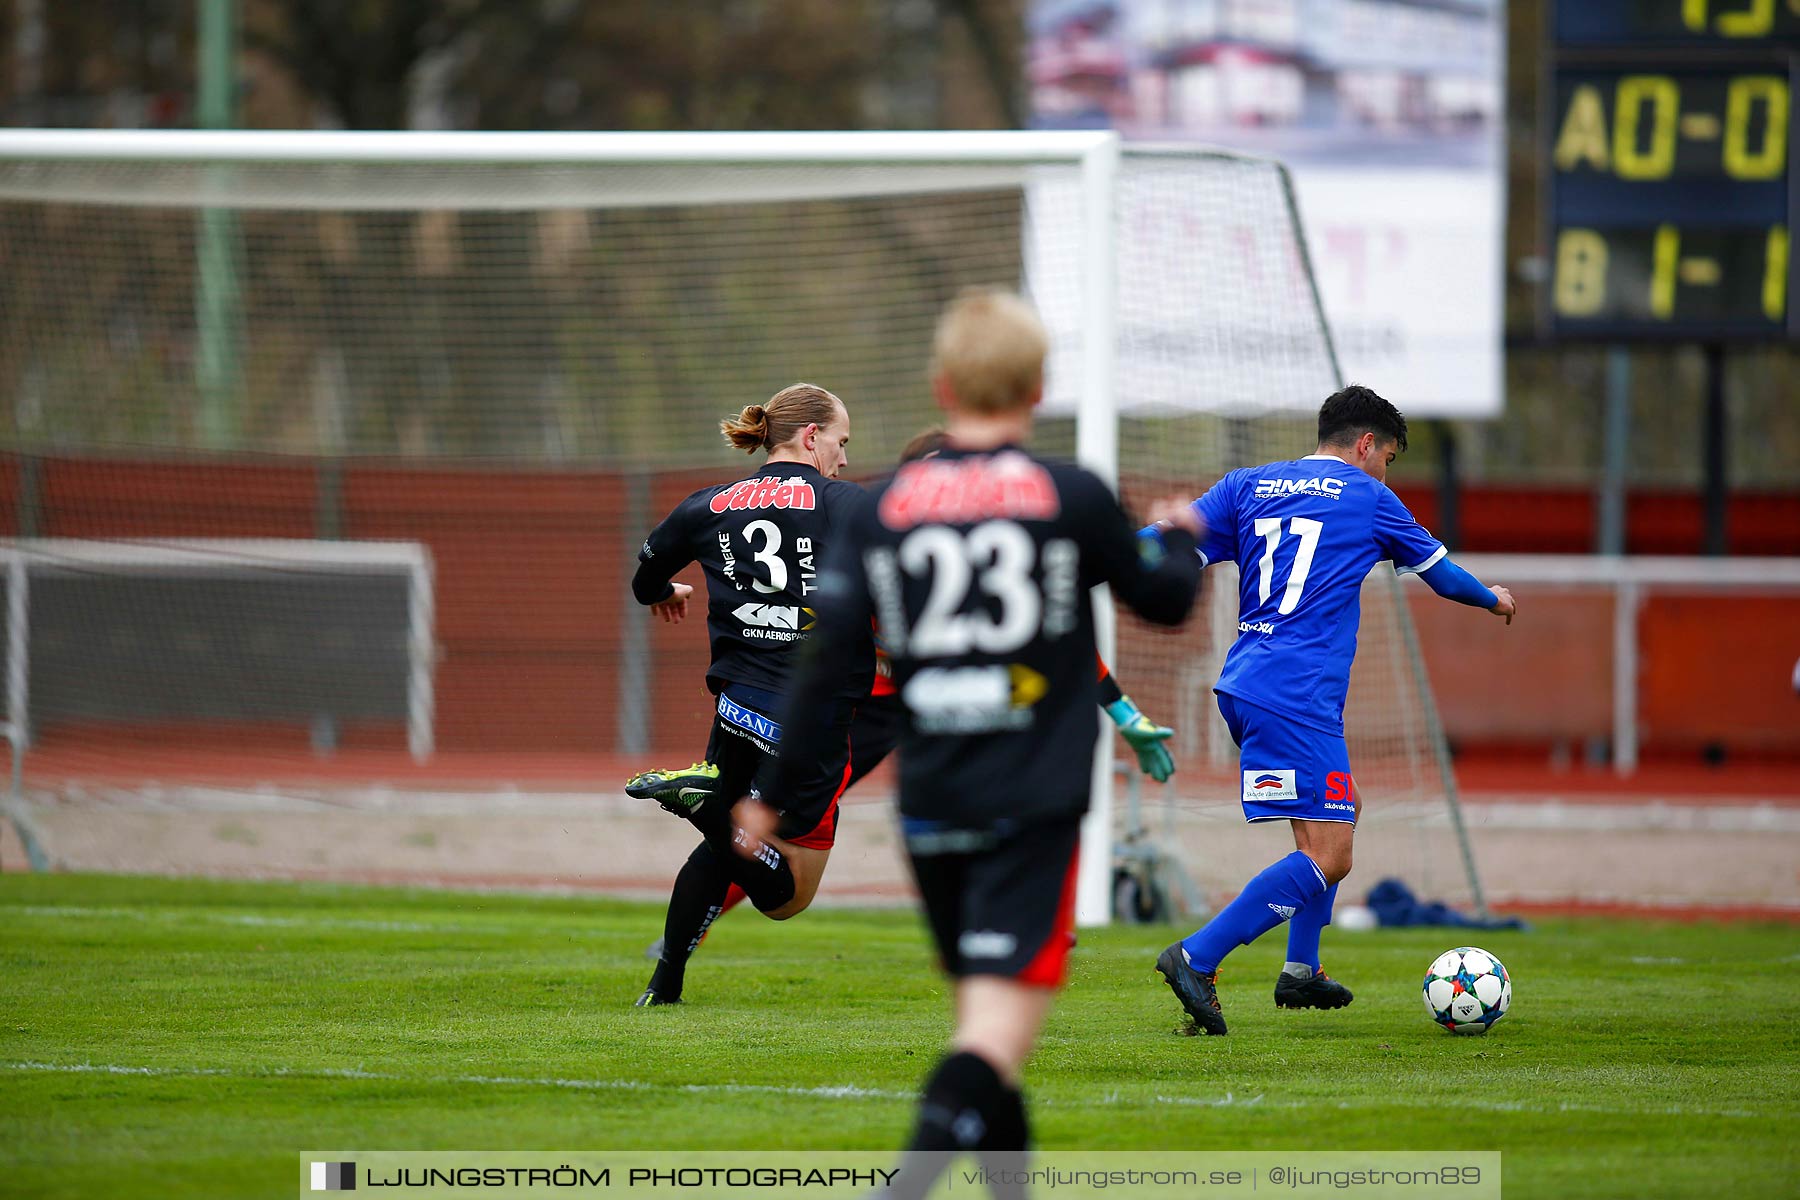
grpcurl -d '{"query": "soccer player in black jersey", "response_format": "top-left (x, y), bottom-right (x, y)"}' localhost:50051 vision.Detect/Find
top-left (627, 382), bottom-right (874, 1007)
top-left (632, 427), bottom-right (1178, 961)
top-left (765, 290), bottom-right (1203, 1194)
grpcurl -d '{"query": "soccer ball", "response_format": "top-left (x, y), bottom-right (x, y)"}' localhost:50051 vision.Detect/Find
top-left (1422, 946), bottom-right (1511, 1035)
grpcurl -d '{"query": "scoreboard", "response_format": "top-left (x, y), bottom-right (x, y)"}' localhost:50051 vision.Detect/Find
top-left (1556, 1), bottom-right (1800, 44)
top-left (1548, 1), bottom-right (1798, 339)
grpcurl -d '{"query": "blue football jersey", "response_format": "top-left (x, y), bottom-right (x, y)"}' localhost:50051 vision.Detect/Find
top-left (1187, 455), bottom-right (1445, 734)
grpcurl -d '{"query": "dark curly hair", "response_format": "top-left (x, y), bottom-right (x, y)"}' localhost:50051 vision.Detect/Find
top-left (1317, 384), bottom-right (1407, 454)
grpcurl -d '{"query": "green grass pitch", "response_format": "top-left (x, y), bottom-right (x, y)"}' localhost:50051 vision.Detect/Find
top-left (1, 873), bottom-right (1795, 1198)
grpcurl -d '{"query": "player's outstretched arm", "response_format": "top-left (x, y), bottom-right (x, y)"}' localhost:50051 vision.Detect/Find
top-left (1417, 556), bottom-right (1516, 625)
top-left (646, 582), bottom-right (694, 624)
top-left (631, 555), bottom-right (694, 623)
top-left (1097, 656), bottom-right (1176, 782)
top-left (1378, 486), bottom-right (1514, 625)
top-left (632, 497), bottom-right (702, 615)
top-left (1093, 491), bottom-right (1203, 628)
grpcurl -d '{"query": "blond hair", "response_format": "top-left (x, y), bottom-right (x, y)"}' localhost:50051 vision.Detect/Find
top-left (929, 288), bottom-right (1048, 415)
top-left (720, 383), bottom-right (845, 454)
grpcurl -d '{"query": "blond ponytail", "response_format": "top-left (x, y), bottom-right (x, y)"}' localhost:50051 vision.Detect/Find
top-left (719, 383), bottom-right (843, 454)
top-left (721, 404), bottom-right (771, 452)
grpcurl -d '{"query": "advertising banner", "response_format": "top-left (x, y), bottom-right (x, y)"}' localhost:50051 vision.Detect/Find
top-left (1030, 0), bottom-right (1506, 417)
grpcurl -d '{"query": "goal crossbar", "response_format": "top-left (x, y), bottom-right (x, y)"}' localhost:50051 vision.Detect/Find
top-left (0, 128), bottom-right (1119, 166)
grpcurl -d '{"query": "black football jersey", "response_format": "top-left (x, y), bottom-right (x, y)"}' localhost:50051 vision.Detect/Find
top-left (632, 463), bottom-right (874, 702)
top-left (776, 444), bottom-right (1200, 824)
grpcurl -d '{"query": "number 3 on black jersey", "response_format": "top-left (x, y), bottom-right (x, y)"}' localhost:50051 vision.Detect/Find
top-left (742, 519), bottom-right (787, 593)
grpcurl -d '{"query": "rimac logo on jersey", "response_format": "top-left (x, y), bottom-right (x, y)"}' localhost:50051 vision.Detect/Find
top-left (709, 476), bottom-right (816, 514)
top-left (1255, 477), bottom-right (1345, 500)
top-left (879, 451), bottom-right (1060, 529)
top-left (1243, 769), bottom-right (1298, 802)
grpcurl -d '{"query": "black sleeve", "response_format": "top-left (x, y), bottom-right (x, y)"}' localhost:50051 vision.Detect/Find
top-left (631, 494), bottom-right (700, 606)
top-left (1095, 655), bottom-right (1125, 708)
top-left (1076, 471), bottom-right (1201, 628)
top-left (772, 504), bottom-right (875, 795)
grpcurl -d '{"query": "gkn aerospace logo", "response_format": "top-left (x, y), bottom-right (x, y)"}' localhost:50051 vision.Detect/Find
top-left (733, 603), bottom-right (815, 641)
top-left (1255, 476), bottom-right (1344, 500)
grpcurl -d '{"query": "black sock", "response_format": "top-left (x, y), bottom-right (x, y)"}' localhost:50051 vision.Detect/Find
top-left (685, 794), bottom-right (797, 913)
top-left (646, 841), bottom-right (733, 1000)
top-left (685, 793), bottom-right (737, 848)
top-left (976, 1084), bottom-right (1031, 1200)
top-left (887, 1052), bottom-right (1013, 1199)
top-left (977, 1082), bottom-right (1029, 1150)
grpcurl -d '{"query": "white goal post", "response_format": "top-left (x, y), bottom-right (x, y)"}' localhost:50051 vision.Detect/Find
top-left (0, 128), bottom-right (1469, 921)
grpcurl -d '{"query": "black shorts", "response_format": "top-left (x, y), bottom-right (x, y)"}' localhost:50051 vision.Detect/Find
top-left (707, 683), bottom-right (853, 849)
top-left (902, 817), bottom-right (1082, 988)
top-left (845, 692), bottom-right (903, 791)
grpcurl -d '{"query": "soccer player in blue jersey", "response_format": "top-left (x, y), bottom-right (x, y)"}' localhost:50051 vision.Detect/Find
top-left (1145, 385), bottom-right (1516, 1035)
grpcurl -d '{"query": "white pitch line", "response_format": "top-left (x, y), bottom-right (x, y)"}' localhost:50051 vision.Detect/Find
top-left (7, 904), bottom-right (601, 938)
top-left (0, 1061), bottom-right (1761, 1120)
top-left (1, 1061), bottom-right (912, 1102)
top-left (1149, 1093), bottom-right (1265, 1108)
top-left (1139, 1090), bottom-right (1760, 1120)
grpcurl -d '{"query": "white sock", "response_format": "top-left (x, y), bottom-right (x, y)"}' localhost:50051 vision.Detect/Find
top-left (1282, 961), bottom-right (1315, 979)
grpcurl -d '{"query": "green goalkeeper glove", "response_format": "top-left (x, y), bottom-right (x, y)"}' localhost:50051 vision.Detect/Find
top-left (1105, 696), bottom-right (1176, 783)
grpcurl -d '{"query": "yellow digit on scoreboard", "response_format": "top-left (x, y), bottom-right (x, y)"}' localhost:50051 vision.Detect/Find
top-left (1765, 226), bottom-right (1790, 321)
top-left (1554, 228), bottom-right (1609, 316)
top-left (1719, 0), bottom-right (1776, 37)
top-left (1651, 225), bottom-right (1681, 318)
top-left (1614, 76), bottom-right (1680, 180)
top-left (1724, 76), bottom-right (1789, 180)
top-left (1685, 0), bottom-right (1778, 37)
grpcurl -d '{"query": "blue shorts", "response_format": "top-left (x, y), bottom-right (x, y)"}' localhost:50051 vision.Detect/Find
top-left (1217, 693), bottom-right (1356, 825)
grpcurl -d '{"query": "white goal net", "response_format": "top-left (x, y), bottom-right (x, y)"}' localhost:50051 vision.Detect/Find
top-left (0, 130), bottom-right (1481, 918)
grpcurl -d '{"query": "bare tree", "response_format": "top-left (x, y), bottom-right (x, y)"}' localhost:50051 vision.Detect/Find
top-left (936, 0), bottom-right (1024, 128)
top-left (242, 0), bottom-right (896, 132)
